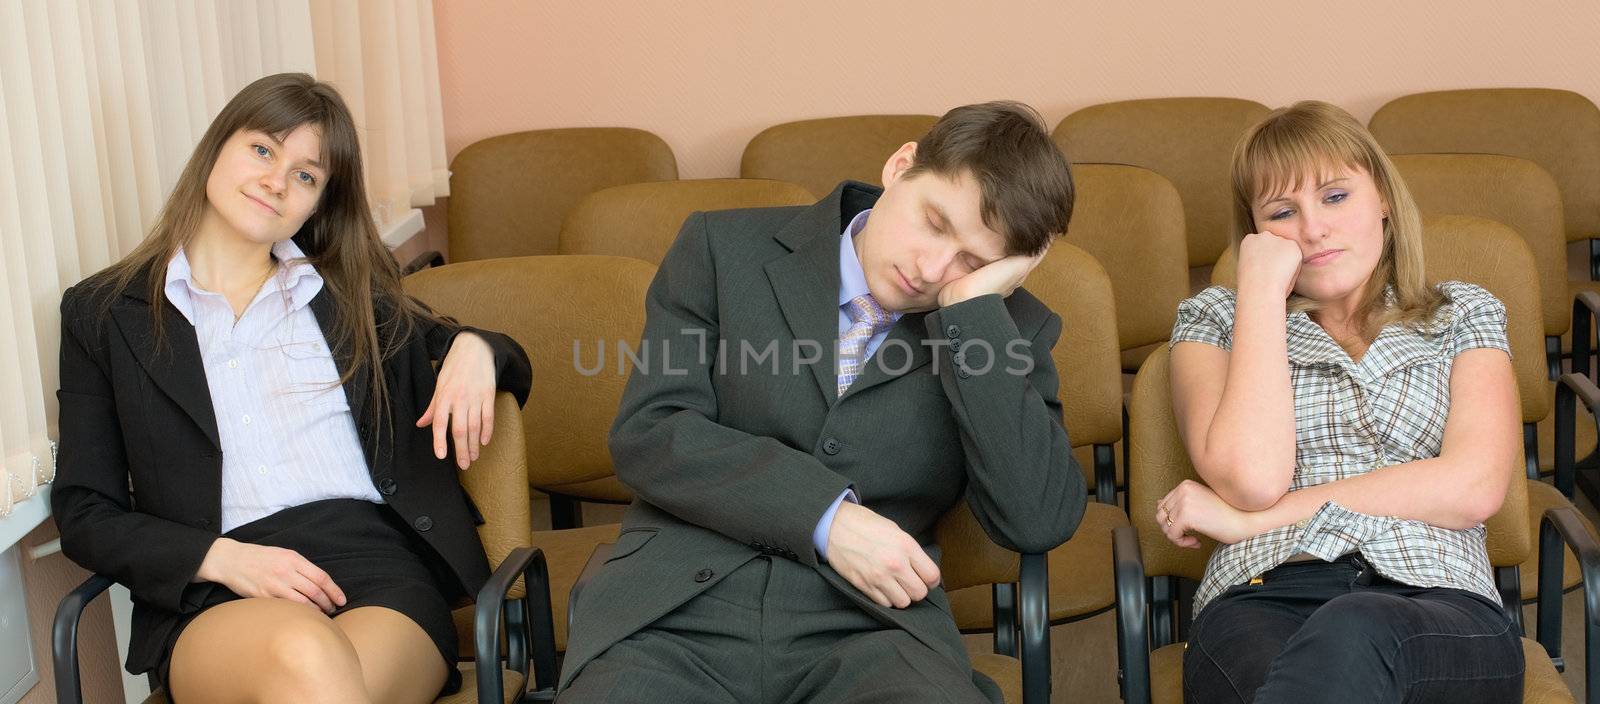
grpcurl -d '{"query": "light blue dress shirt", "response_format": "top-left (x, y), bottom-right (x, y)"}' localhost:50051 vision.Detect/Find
top-left (812, 208), bottom-right (902, 559)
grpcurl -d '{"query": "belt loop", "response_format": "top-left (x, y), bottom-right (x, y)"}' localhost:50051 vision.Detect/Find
top-left (1351, 554), bottom-right (1374, 586)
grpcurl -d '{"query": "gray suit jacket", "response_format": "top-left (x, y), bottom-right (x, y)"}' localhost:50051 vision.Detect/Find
top-left (559, 181), bottom-right (1087, 689)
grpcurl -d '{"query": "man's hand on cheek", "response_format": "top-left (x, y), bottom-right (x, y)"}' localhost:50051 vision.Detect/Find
top-left (936, 246), bottom-right (1049, 308)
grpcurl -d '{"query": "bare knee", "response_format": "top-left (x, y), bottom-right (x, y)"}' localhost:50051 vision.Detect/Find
top-left (171, 600), bottom-right (372, 704)
top-left (257, 616), bottom-right (368, 700)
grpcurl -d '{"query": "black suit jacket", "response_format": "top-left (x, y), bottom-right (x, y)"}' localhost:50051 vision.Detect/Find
top-left (560, 181), bottom-right (1087, 688)
top-left (51, 268), bottom-right (531, 674)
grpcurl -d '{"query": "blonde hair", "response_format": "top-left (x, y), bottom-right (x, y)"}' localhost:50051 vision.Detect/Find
top-left (1230, 100), bottom-right (1444, 334)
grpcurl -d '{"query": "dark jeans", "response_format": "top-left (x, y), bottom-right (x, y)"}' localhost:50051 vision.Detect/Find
top-left (1183, 555), bottom-right (1524, 704)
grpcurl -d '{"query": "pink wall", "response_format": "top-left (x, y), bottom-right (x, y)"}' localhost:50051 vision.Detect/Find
top-left (433, 0), bottom-right (1600, 180)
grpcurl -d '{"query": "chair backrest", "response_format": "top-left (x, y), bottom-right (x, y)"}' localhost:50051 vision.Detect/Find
top-left (1370, 88), bottom-right (1600, 243)
top-left (449, 128), bottom-right (678, 262)
top-left (403, 255), bottom-right (657, 500)
top-left (459, 392), bottom-right (533, 597)
top-left (557, 179), bottom-right (815, 264)
top-left (1392, 153), bottom-right (1568, 338)
top-left (1027, 241), bottom-right (1123, 486)
top-left (1061, 164), bottom-right (1188, 368)
top-left (1419, 215), bottom-right (1543, 567)
top-left (740, 115), bottom-right (938, 198)
top-left (1135, 215), bottom-right (1543, 580)
top-left (1054, 98), bottom-right (1270, 270)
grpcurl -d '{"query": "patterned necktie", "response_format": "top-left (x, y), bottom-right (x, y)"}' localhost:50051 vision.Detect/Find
top-left (837, 293), bottom-right (896, 398)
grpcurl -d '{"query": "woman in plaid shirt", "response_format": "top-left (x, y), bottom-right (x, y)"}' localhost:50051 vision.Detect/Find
top-left (1158, 101), bottom-right (1524, 702)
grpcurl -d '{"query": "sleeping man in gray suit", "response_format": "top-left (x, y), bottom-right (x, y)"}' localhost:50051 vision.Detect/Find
top-left (558, 101), bottom-right (1088, 703)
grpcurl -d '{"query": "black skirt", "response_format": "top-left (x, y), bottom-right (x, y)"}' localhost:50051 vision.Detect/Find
top-left (154, 498), bottom-right (460, 696)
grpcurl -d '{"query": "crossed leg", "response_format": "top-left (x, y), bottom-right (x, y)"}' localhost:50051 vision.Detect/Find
top-left (168, 598), bottom-right (447, 704)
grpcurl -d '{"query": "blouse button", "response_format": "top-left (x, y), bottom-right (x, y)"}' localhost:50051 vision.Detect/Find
top-left (227, 359), bottom-right (238, 369)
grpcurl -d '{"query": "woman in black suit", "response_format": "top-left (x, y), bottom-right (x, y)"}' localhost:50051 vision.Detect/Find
top-left (52, 73), bottom-right (531, 703)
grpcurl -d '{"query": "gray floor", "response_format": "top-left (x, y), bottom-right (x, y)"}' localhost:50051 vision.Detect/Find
top-left (558, 489), bottom-right (1596, 703)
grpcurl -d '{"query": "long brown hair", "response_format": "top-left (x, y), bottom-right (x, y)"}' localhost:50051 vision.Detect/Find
top-left (86, 72), bottom-right (443, 437)
top-left (1230, 100), bottom-right (1444, 334)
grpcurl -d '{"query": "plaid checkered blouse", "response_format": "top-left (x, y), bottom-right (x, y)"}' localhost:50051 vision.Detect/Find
top-left (1170, 281), bottom-right (1509, 614)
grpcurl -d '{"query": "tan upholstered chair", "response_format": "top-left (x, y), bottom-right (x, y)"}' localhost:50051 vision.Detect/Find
top-left (1053, 98), bottom-right (1270, 289)
top-left (944, 242), bottom-right (1129, 665)
top-left (740, 115), bottom-right (938, 197)
top-left (1114, 217), bottom-right (1600, 703)
top-left (1370, 89), bottom-right (1600, 275)
top-left (1117, 346), bottom-right (1578, 703)
top-left (1371, 89), bottom-right (1600, 384)
top-left (54, 393), bottom-right (541, 704)
top-left (405, 255), bottom-right (657, 655)
top-left (558, 179), bottom-right (816, 265)
top-left (1063, 164), bottom-right (1189, 372)
top-left (448, 128), bottom-right (677, 262)
top-left (1391, 154), bottom-right (1597, 480)
top-left (1393, 154), bottom-right (1569, 366)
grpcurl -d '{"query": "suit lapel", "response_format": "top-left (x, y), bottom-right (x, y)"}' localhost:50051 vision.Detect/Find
top-left (308, 290), bottom-right (390, 480)
top-left (112, 295), bottom-right (221, 450)
top-left (761, 182), bottom-right (937, 405)
top-left (764, 207), bottom-right (845, 403)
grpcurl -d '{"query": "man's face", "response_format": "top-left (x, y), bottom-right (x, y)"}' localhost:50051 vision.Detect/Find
top-left (854, 143), bottom-right (1010, 313)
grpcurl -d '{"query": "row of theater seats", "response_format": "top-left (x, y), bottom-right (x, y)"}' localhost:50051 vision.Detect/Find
top-left (359, 89), bottom-right (1600, 702)
top-left (59, 230), bottom-right (1600, 704)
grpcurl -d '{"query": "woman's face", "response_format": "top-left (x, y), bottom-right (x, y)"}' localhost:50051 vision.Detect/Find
top-left (1252, 164), bottom-right (1388, 305)
top-left (203, 125), bottom-right (326, 246)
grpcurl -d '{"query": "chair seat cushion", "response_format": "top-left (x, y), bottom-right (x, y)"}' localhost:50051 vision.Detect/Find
top-left (950, 502), bottom-right (1127, 629)
top-left (971, 652), bottom-right (1022, 703)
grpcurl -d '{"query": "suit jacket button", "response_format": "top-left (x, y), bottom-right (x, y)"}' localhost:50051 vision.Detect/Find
top-left (377, 477), bottom-right (397, 496)
top-left (413, 515), bottom-right (434, 532)
top-left (946, 324), bottom-right (961, 339)
top-left (694, 568), bottom-right (714, 583)
top-left (822, 438), bottom-right (842, 455)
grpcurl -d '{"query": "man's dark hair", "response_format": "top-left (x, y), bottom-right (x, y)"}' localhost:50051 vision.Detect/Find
top-left (904, 100), bottom-right (1075, 255)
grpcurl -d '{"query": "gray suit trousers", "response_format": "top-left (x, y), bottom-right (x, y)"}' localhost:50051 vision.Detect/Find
top-left (558, 556), bottom-right (998, 704)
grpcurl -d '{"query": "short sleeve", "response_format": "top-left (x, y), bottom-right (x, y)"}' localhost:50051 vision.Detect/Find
top-left (1169, 286), bottom-right (1237, 350)
top-left (1441, 282), bottom-right (1510, 359)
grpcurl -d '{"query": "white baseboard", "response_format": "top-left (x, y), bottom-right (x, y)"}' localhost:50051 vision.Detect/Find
top-left (380, 208), bottom-right (426, 251)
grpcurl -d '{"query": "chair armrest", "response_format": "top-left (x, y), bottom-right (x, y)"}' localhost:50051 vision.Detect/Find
top-left (1556, 373), bottom-right (1600, 498)
top-left (1572, 291), bottom-right (1600, 379)
top-left (1113, 525), bottom-right (1151, 704)
top-left (475, 546), bottom-right (556, 703)
top-left (53, 574), bottom-right (116, 704)
top-left (1535, 505), bottom-right (1600, 695)
top-left (403, 250), bottom-right (445, 276)
top-left (1016, 552), bottom-right (1049, 704)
